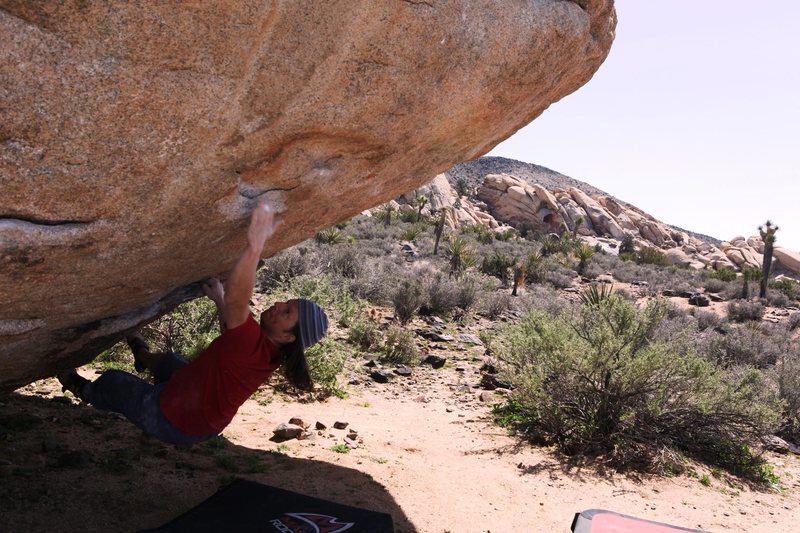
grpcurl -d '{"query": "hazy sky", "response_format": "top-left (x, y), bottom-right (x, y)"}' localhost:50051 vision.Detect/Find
top-left (488, 0), bottom-right (799, 252)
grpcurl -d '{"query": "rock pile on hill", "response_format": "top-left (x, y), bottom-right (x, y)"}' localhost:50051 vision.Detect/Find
top-left (399, 171), bottom-right (800, 277)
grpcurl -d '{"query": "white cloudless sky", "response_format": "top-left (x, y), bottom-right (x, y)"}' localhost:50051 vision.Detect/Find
top-left (488, 0), bottom-right (800, 252)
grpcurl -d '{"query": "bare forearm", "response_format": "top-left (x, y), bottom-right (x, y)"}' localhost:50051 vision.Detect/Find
top-left (223, 246), bottom-right (261, 327)
top-left (223, 199), bottom-right (281, 329)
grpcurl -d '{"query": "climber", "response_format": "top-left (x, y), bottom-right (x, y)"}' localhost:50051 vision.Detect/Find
top-left (57, 198), bottom-right (329, 446)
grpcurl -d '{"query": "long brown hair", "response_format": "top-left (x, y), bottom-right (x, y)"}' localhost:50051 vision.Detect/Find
top-left (279, 324), bottom-right (312, 391)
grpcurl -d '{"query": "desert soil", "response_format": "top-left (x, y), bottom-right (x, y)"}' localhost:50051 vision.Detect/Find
top-left (2, 334), bottom-right (799, 533)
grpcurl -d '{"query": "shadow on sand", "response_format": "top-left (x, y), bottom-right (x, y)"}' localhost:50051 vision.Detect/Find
top-left (0, 391), bottom-right (416, 532)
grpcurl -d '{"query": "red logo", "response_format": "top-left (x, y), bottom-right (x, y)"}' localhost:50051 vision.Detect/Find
top-left (270, 512), bottom-right (355, 533)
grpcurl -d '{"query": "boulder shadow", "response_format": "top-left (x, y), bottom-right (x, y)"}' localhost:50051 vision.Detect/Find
top-left (0, 391), bottom-right (416, 532)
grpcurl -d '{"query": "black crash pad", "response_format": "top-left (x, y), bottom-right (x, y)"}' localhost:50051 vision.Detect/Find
top-left (143, 478), bottom-right (394, 533)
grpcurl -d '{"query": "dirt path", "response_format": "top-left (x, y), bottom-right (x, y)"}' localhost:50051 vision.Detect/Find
top-left (2, 358), bottom-right (799, 533)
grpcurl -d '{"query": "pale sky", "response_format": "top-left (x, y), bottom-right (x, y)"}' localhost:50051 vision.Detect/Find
top-left (488, 0), bottom-right (800, 252)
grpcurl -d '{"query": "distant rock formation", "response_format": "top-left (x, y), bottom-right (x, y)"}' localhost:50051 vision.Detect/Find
top-left (0, 1), bottom-right (616, 392)
top-left (403, 167), bottom-right (800, 278)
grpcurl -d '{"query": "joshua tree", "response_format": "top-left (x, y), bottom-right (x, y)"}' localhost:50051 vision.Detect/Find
top-left (382, 203), bottom-right (395, 227)
top-left (758, 220), bottom-right (779, 299)
top-left (416, 195), bottom-right (428, 222)
top-left (433, 209), bottom-right (447, 255)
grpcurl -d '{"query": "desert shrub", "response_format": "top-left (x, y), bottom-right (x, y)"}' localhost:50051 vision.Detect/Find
top-left (787, 313), bottom-right (800, 332)
top-left (634, 247), bottom-right (669, 267)
top-left (381, 326), bottom-right (419, 365)
top-left (582, 262), bottom-right (604, 280)
top-left (573, 243), bottom-right (597, 276)
top-left (699, 323), bottom-right (785, 369)
top-left (546, 266), bottom-right (576, 289)
top-left (764, 290), bottom-right (790, 308)
top-left (278, 275), bottom-right (363, 327)
top-left (619, 233), bottom-right (636, 254)
top-left (539, 234), bottom-right (563, 257)
top-left (770, 278), bottom-right (800, 301)
top-left (391, 278), bottom-right (424, 324)
top-left (454, 273), bottom-right (480, 312)
top-left (773, 347), bottom-right (800, 442)
top-left (480, 251), bottom-right (516, 287)
top-left (347, 318), bottom-right (383, 352)
top-left (318, 245), bottom-right (364, 279)
top-left (257, 248), bottom-right (312, 290)
top-left (347, 267), bottom-right (390, 305)
top-left (708, 269), bottom-right (737, 282)
top-left (496, 295), bottom-right (782, 475)
top-left (461, 223), bottom-right (495, 244)
top-left (727, 300), bottom-right (765, 322)
top-left (420, 273), bottom-right (460, 317)
top-left (398, 209), bottom-right (419, 223)
top-left (481, 291), bottom-right (511, 319)
top-left (517, 284), bottom-right (573, 317)
top-left (703, 277), bottom-right (729, 294)
top-left (304, 337), bottom-right (350, 399)
top-left (495, 228), bottom-right (518, 241)
top-left (695, 309), bottom-right (726, 332)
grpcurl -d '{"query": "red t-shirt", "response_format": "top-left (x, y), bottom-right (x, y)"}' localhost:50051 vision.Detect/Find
top-left (159, 315), bottom-right (280, 436)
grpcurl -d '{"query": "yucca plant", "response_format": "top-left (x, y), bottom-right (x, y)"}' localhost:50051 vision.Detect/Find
top-left (579, 283), bottom-right (614, 306)
top-left (574, 243), bottom-right (596, 276)
top-left (315, 227), bottom-right (346, 245)
top-left (400, 225), bottom-right (425, 242)
top-left (445, 235), bottom-right (475, 279)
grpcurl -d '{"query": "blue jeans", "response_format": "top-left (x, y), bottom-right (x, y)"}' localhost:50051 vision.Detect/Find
top-left (84, 352), bottom-right (217, 447)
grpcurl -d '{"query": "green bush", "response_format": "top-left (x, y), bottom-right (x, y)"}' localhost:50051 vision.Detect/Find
top-left (318, 246), bottom-right (364, 279)
top-left (770, 278), bottom-right (800, 301)
top-left (635, 247), bottom-right (669, 266)
top-left (146, 298), bottom-right (220, 359)
top-left (461, 223), bottom-right (495, 244)
top-left (707, 269), bottom-right (737, 282)
top-left (347, 318), bottom-right (383, 352)
top-left (479, 251), bottom-right (516, 287)
top-left (304, 337), bottom-right (350, 399)
top-left (496, 294), bottom-right (781, 475)
top-left (398, 209), bottom-right (419, 223)
top-left (381, 326), bottom-right (419, 365)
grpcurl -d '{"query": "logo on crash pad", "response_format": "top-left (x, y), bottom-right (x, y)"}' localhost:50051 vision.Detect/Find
top-left (270, 512), bottom-right (354, 532)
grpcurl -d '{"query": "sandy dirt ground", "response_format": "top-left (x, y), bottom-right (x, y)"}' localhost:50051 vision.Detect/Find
top-left (2, 351), bottom-right (799, 533)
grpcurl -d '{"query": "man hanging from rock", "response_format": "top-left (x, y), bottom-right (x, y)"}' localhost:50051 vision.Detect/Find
top-left (57, 198), bottom-right (329, 446)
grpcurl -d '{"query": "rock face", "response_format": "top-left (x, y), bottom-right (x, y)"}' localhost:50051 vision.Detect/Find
top-left (0, 2), bottom-right (616, 391)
